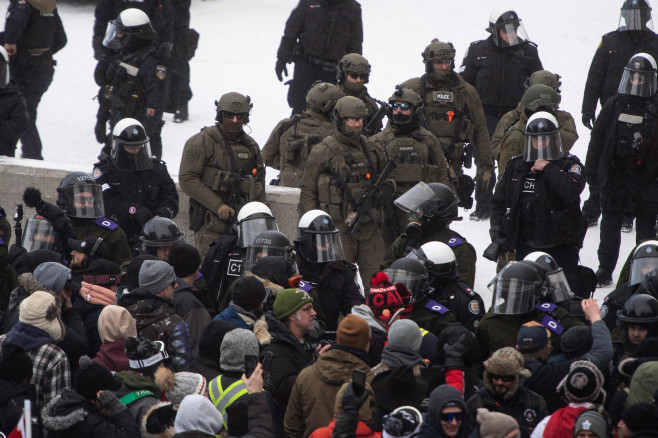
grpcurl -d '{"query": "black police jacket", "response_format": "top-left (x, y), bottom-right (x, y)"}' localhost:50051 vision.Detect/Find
top-left (460, 36), bottom-right (542, 116)
top-left (0, 85), bottom-right (28, 153)
top-left (582, 30), bottom-right (658, 118)
top-left (277, 0), bottom-right (363, 63)
top-left (491, 155), bottom-right (586, 251)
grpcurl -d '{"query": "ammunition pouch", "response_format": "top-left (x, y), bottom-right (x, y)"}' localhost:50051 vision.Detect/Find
top-left (188, 198), bottom-right (206, 232)
top-left (456, 174), bottom-right (474, 209)
top-left (462, 143), bottom-right (473, 169)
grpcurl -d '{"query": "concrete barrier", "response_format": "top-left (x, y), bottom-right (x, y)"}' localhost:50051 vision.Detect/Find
top-left (0, 158), bottom-right (301, 245)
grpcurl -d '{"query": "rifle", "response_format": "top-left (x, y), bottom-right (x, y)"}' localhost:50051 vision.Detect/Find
top-left (343, 159), bottom-right (397, 238)
top-left (362, 98), bottom-right (389, 137)
top-left (13, 204), bottom-right (23, 247)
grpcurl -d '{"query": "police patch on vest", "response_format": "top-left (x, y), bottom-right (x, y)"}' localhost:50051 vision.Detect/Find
top-left (95, 217), bottom-right (119, 231)
top-left (425, 299), bottom-right (450, 315)
top-left (600, 304), bottom-right (608, 319)
top-left (92, 167), bottom-right (103, 179)
top-left (523, 409), bottom-right (537, 423)
top-left (237, 152), bottom-right (250, 160)
top-left (226, 259), bottom-right (243, 277)
top-left (569, 164), bottom-right (582, 174)
top-left (155, 65), bottom-right (167, 80)
top-left (433, 91), bottom-right (454, 103)
top-left (540, 314), bottom-right (564, 335)
top-left (468, 300), bottom-right (480, 314)
top-left (523, 177), bottom-right (536, 193)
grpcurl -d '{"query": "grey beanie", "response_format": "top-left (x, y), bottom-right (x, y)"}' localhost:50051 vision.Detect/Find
top-left (154, 367), bottom-right (206, 406)
top-left (33, 262), bottom-right (71, 293)
top-left (573, 410), bottom-right (610, 438)
top-left (387, 319), bottom-right (422, 352)
top-left (175, 394), bottom-right (223, 434)
top-left (139, 260), bottom-right (176, 294)
top-left (220, 328), bottom-right (259, 373)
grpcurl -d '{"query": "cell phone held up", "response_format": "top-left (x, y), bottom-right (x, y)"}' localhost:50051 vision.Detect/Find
top-left (244, 355), bottom-right (259, 379)
top-left (352, 369), bottom-right (366, 397)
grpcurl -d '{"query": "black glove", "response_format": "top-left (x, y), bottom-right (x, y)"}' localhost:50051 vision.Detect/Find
top-left (275, 59), bottom-right (288, 82)
top-left (131, 206), bottom-right (154, 228)
top-left (98, 390), bottom-right (126, 416)
top-left (375, 182), bottom-right (395, 208)
top-left (332, 383), bottom-right (370, 438)
top-left (23, 187), bottom-right (49, 214)
top-left (95, 119), bottom-right (108, 144)
top-left (341, 381), bottom-right (370, 415)
top-left (582, 113), bottom-right (595, 130)
top-left (156, 42), bottom-right (174, 63)
top-left (443, 334), bottom-right (468, 369)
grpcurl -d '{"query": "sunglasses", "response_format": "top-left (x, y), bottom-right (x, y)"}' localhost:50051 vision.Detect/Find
top-left (440, 412), bottom-right (464, 422)
top-left (391, 103), bottom-right (411, 111)
top-left (224, 112), bottom-right (246, 120)
top-left (348, 72), bottom-right (369, 80)
top-left (490, 374), bottom-right (515, 382)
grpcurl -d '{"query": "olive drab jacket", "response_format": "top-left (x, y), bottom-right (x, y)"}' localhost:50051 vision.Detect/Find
top-left (262, 108), bottom-right (334, 188)
top-left (401, 72), bottom-right (493, 178)
top-left (179, 125), bottom-right (265, 235)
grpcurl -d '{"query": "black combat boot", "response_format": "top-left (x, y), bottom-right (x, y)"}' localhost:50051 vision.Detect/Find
top-left (174, 103), bottom-right (189, 123)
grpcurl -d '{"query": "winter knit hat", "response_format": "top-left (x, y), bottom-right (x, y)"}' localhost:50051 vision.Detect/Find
top-left (125, 336), bottom-right (169, 372)
top-left (33, 261), bottom-right (80, 293)
top-left (621, 402), bottom-right (658, 433)
top-left (98, 305), bottom-right (137, 343)
top-left (19, 290), bottom-right (65, 342)
top-left (337, 314), bottom-right (371, 350)
top-left (0, 343), bottom-right (33, 383)
top-left (198, 320), bottom-right (237, 365)
top-left (220, 328), bottom-right (259, 373)
top-left (516, 325), bottom-right (548, 353)
top-left (139, 260), bottom-right (176, 295)
top-left (273, 288), bottom-right (313, 320)
top-left (557, 360), bottom-right (605, 404)
top-left (477, 408), bottom-right (519, 438)
top-left (74, 355), bottom-right (121, 399)
top-left (573, 410), bottom-right (611, 438)
top-left (174, 394), bottom-right (223, 435)
top-left (368, 272), bottom-right (404, 326)
top-left (168, 243), bottom-right (201, 278)
top-left (79, 282), bottom-right (116, 306)
top-left (154, 367), bottom-right (207, 406)
top-left (230, 276), bottom-right (267, 312)
top-left (387, 319), bottom-right (422, 352)
top-left (126, 255), bottom-right (159, 291)
top-left (561, 326), bottom-right (593, 359)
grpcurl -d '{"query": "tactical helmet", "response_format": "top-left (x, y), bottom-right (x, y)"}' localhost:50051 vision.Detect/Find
top-left (617, 294), bottom-right (658, 338)
top-left (305, 81), bottom-right (344, 114)
top-left (527, 70), bottom-right (562, 93)
top-left (384, 257), bottom-right (431, 303)
top-left (22, 215), bottom-right (57, 251)
top-left (618, 53), bottom-right (658, 97)
top-left (140, 217), bottom-right (185, 257)
top-left (57, 172), bottom-right (105, 218)
top-left (388, 86), bottom-right (423, 127)
top-left (0, 46), bottom-right (8, 88)
top-left (111, 118), bottom-right (153, 171)
top-left (296, 210), bottom-right (344, 263)
top-left (394, 182), bottom-right (460, 224)
top-left (490, 262), bottom-right (542, 314)
top-left (406, 241), bottom-right (458, 284)
top-left (334, 96), bottom-right (369, 119)
top-left (215, 92), bottom-right (252, 123)
top-left (245, 230), bottom-right (293, 271)
top-left (236, 202), bottom-right (278, 249)
top-left (524, 251), bottom-right (574, 303)
top-left (524, 111), bottom-right (564, 161)
top-left (102, 8), bottom-right (155, 49)
top-left (521, 84), bottom-right (561, 113)
top-left (337, 53), bottom-right (371, 84)
top-left (488, 8), bottom-right (530, 47)
top-left (619, 0), bottom-right (653, 31)
top-left (422, 39), bottom-right (456, 72)
top-left (388, 86), bottom-right (423, 107)
top-left (629, 240), bottom-right (658, 285)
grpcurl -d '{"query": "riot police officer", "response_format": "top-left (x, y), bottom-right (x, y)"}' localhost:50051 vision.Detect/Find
top-left (300, 95), bottom-right (389, 288)
top-left (382, 182), bottom-right (477, 289)
top-left (401, 39), bottom-right (494, 212)
top-left (294, 209), bottom-right (364, 330)
top-left (0, 46), bottom-right (28, 158)
top-left (95, 9), bottom-right (167, 159)
top-left (94, 118), bottom-right (179, 253)
top-left (585, 53), bottom-right (658, 287)
top-left (179, 92), bottom-right (265, 259)
top-left (368, 87), bottom-right (450, 247)
top-left (139, 217), bottom-right (185, 261)
top-left (405, 241), bottom-right (485, 336)
top-left (262, 81), bottom-right (343, 188)
top-left (615, 293), bottom-right (658, 354)
top-left (490, 111), bottom-right (586, 277)
top-left (336, 53), bottom-right (383, 135)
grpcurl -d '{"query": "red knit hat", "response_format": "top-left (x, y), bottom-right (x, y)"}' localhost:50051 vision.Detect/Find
top-left (368, 272), bottom-right (404, 326)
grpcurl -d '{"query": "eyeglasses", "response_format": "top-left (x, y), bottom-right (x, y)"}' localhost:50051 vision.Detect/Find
top-left (299, 304), bottom-right (314, 312)
top-left (170, 280), bottom-right (177, 288)
top-left (440, 412), bottom-right (464, 422)
top-left (391, 103), bottom-right (411, 111)
top-left (348, 73), bottom-right (369, 80)
top-left (490, 374), bottom-right (515, 382)
top-left (224, 112), bottom-right (246, 120)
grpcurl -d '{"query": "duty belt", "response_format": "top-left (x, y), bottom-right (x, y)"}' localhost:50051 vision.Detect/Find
top-left (302, 54), bottom-right (338, 72)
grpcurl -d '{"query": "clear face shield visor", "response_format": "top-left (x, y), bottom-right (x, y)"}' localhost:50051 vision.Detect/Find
top-left (492, 20), bottom-right (529, 47)
top-left (102, 20), bottom-right (128, 50)
top-left (393, 182), bottom-right (439, 218)
top-left (545, 268), bottom-right (574, 303)
top-left (488, 266), bottom-right (539, 314)
top-left (298, 231), bottom-right (344, 263)
top-left (619, 7), bottom-right (654, 30)
top-left (524, 131), bottom-right (564, 161)
top-left (111, 139), bottom-right (153, 171)
top-left (618, 69), bottom-right (658, 97)
top-left (383, 268), bottom-right (429, 302)
top-left (237, 215), bottom-right (278, 248)
top-left (245, 244), bottom-right (292, 271)
top-left (22, 219), bottom-right (58, 251)
top-left (630, 256), bottom-right (658, 285)
top-left (63, 184), bottom-right (105, 218)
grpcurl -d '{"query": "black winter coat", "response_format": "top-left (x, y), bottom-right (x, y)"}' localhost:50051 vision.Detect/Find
top-left (0, 378), bottom-right (40, 438)
top-left (460, 37), bottom-right (542, 117)
top-left (491, 155), bottom-right (586, 251)
top-left (0, 85), bottom-right (28, 156)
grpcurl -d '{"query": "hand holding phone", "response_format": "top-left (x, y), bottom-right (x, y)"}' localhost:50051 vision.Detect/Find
top-left (352, 369), bottom-right (366, 397)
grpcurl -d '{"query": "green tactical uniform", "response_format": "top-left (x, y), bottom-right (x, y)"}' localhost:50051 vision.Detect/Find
top-left (179, 125), bottom-right (265, 258)
top-left (70, 217), bottom-right (133, 269)
top-left (338, 84), bottom-right (382, 134)
top-left (262, 109), bottom-right (334, 188)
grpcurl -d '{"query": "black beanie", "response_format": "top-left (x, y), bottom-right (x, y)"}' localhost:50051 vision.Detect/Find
top-left (230, 276), bottom-right (267, 312)
top-left (87, 259), bottom-right (121, 276)
top-left (126, 254), bottom-right (159, 290)
top-left (0, 343), bottom-right (33, 383)
top-left (168, 243), bottom-right (201, 278)
top-left (74, 355), bottom-right (120, 399)
top-left (621, 402), bottom-right (658, 432)
top-left (250, 256), bottom-right (293, 288)
top-left (561, 326), bottom-right (593, 359)
top-left (16, 249), bottom-right (62, 274)
top-left (198, 320), bottom-right (237, 364)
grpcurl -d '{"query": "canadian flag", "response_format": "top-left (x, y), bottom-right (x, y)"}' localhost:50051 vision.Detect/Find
top-left (7, 400), bottom-right (31, 438)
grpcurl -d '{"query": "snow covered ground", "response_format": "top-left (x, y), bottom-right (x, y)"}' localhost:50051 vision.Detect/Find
top-left (1, 0), bottom-right (638, 304)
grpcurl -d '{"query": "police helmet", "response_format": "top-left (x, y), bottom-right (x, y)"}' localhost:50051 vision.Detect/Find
top-left (0, 46), bottom-right (8, 88)
top-left (620, 0), bottom-right (653, 31)
top-left (629, 240), bottom-right (658, 285)
top-left (524, 251), bottom-right (575, 303)
top-left (236, 202), bottom-right (278, 249)
top-left (215, 92), bottom-right (252, 123)
top-left (305, 81), bottom-right (344, 115)
top-left (521, 84), bottom-right (561, 114)
top-left (617, 294), bottom-right (658, 338)
top-left (406, 241), bottom-right (458, 284)
top-left (422, 39), bottom-right (456, 72)
top-left (111, 118), bottom-right (153, 171)
top-left (524, 111), bottom-right (563, 161)
top-left (394, 182), bottom-right (460, 224)
top-left (57, 172), bottom-right (105, 218)
top-left (22, 215), bottom-right (58, 252)
top-left (296, 210), bottom-right (344, 263)
top-left (490, 262), bottom-right (542, 314)
top-left (488, 8), bottom-right (529, 47)
top-left (526, 70), bottom-right (562, 94)
top-left (384, 257), bottom-right (431, 303)
top-left (102, 8), bottom-right (155, 50)
top-left (245, 230), bottom-right (293, 271)
top-left (337, 53), bottom-right (371, 84)
top-left (140, 217), bottom-right (185, 257)
top-left (618, 53), bottom-right (658, 97)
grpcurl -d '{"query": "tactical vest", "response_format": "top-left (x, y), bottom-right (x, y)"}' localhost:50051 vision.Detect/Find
top-left (208, 375), bottom-right (249, 429)
top-left (101, 50), bottom-right (151, 120)
top-left (280, 115), bottom-right (330, 187)
top-left (381, 129), bottom-right (438, 189)
top-left (22, 5), bottom-right (57, 52)
top-left (614, 101), bottom-right (656, 166)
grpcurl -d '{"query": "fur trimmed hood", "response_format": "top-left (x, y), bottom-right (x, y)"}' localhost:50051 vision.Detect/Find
top-left (40, 389), bottom-right (90, 431)
top-left (141, 402), bottom-right (176, 438)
